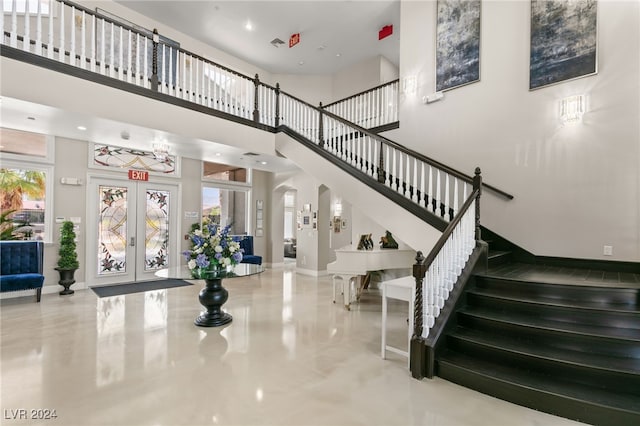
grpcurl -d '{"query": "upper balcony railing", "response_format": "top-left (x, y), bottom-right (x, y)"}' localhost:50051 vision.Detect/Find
top-left (322, 80), bottom-right (400, 131)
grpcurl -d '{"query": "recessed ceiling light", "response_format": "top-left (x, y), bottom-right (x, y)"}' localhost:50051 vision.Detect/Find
top-left (245, 21), bottom-right (253, 31)
top-left (336, 53), bottom-right (341, 57)
top-left (298, 60), bottom-right (305, 65)
top-left (260, 161), bottom-right (267, 165)
top-left (77, 125), bottom-right (87, 131)
top-left (215, 153), bottom-right (221, 156)
top-left (317, 45), bottom-right (326, 51)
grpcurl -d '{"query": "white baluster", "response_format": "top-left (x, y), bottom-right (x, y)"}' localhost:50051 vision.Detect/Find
top-left (35, 0), bottom-right (42, 55)
top-left (392, 149), bottom-right (397, 191)
top-left (436, 170), bottom-right (442, 218)
top-left (90, 15), bottom-right (96, 72)
top-left (453, 178), bottom-right (459, 219)
top-left (24, 0), bottom-right (30, 51)
top-left (404, 154), bottom-right (411, 198)
top-left (47, 1), bottom-right (54, 58)
top-left (384, 145), bottom-right (391, 187)
top-left (70, 7), bottom-right (77, 64)
top-left (10, 0), bottom-right (17, 48)
top-left (143, 37), bottom-right (149, 88)
top-left (117, 26), bottom-right (123, 80)
top-left (444, 174), bottom-right (451, 221)
top-left (59, 5), bottom-right (65, 62)
top-left (126, 31), bottom-right (132, 81)
top-left (420, 162), bottom-right (426, 207)
top-left (398, 152), bottom-right (409, 197)
top-left (412, 158), bottom-right (419, 202)
top-left (428, 165), bottom-right (434, 212)
top-left (372, 137), bottom-right (378, 179)
top-left (99, 20), bottom-right (105, 74)
top-left (79, 11), bottom-right (87, 69)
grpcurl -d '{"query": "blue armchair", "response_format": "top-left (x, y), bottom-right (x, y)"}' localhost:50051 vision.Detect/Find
top-left (232, 236), bottom-right (262, 265)
top-left (0, 241), bottom-right (45, 302)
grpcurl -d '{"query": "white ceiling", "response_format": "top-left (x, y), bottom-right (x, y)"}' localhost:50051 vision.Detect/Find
top-left (115, 0), bottom-right (400, 75)
top-left (1, 1), bottom-right (400, 172)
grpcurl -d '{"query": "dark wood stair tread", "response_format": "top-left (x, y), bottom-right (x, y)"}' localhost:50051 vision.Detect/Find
top-left (467, 287), bottom-right (640, 313)
top-left (438, 350), bottom-right (640, 413)
top-left (449, 326), bottom-right (640, 375)
top-left (460, 305), bottom-right (640, 342)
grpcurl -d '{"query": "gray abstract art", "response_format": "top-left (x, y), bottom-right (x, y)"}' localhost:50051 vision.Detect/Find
top-left (436, 0), bottom-right (481, 92)
top-left (530, 0), bottom-right (597, 90)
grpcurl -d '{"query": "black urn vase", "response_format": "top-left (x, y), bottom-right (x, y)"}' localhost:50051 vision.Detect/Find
top-left (55, 267), bottom-right (77, 295)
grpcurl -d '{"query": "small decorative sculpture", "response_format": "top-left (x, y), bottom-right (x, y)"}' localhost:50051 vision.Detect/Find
top-left (380, 231), bottom-right (399, 249)
top-left (357, 233), bottom-right (374, 250)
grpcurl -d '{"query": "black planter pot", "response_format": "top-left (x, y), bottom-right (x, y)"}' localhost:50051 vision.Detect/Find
top-left (55, 267), bottom-right (77, 295)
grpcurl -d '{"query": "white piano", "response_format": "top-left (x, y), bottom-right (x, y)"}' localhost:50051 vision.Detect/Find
top-left (327, 246), bottom-right (416, 310)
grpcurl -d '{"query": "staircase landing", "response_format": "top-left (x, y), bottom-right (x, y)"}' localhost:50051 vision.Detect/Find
top-left (485, 262), bottom-right (640, 288)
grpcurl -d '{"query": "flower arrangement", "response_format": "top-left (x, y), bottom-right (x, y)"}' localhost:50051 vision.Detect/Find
top-left (183, 223), bottom-right (243, 275)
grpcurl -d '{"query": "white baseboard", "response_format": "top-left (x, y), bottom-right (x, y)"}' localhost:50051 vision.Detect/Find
top-left (265, 262), bottom-right (284, 268)
top-left (296, 268), bottom-right (328, 277)
top-left (0, 282), bottom-right (87, 300)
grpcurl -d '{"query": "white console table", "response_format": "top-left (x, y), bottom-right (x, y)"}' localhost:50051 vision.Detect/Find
top-left (381, 276), bottom-right (415, 366)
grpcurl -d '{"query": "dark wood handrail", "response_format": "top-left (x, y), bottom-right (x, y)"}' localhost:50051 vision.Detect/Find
top-left (323, 79), bottom-right (400, 109)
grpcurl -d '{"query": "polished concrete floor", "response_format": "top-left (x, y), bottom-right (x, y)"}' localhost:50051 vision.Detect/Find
top-left (1, 265), bottom-right (583, 426)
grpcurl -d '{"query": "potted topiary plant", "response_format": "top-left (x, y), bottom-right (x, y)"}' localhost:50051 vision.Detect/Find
top-left (55, 221), bottom-right (79, 295)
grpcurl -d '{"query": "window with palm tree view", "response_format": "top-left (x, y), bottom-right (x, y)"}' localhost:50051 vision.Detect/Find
top-left (0, 128), bottom-right (51, 241)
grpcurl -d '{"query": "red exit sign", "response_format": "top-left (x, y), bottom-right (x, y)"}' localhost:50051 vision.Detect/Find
top-left (289, 33), bottom-right (300, 48)
top-left (128, 170), bottom-right (149, 181)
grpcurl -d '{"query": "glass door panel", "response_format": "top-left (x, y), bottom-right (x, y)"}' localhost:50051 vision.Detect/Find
top-left (143, 189), bottom-right (170, 272)
top-left (98, 185), bottom-right (130, 275)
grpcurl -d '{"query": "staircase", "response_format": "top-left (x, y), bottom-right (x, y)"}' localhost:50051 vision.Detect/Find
top-left (436, 259), bottom-right (640, 425)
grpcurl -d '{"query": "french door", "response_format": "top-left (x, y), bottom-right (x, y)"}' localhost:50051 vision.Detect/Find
top-left (87, 177), bottom-right (179, 286)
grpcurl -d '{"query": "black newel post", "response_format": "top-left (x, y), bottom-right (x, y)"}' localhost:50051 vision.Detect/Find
top-left (472, 167), bottom-right (482, 242)
top-left (377, 141), bottom-right (385, 184)
top-left (253, 74), bottom-right (260, 123)
top-left (150, 29), bottom-right (159, 91)
top-left (274, 83), bottom-right (281, 127)
top-left (318, 102), bottom-right (325, 147)
top-left (410, 251), bottom-right (428, 379)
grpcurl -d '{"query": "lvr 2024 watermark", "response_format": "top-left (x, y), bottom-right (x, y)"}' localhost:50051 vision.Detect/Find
top-left (4, 409), bottom-right (58, 420)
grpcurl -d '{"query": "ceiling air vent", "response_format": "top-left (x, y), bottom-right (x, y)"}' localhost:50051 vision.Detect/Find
top-left (243, 152), bottom-right (260, 156)
top-left (270, 38), bottom-right (285, 48)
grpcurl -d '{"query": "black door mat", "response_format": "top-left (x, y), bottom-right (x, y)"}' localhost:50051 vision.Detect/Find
top-left (91, 279), bottom-right (192, 298)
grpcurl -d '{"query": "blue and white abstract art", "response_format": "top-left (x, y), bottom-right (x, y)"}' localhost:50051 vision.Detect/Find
top-left (530, 0), bottom-right (597, 90)
top-left (436, 0), bottom-right (481, 92)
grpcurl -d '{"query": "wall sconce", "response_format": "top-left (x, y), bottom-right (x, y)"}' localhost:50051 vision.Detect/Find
top-left (402, 75), bottom-right (417, 94)
top-left (559, 94), bottom-right (585, 125)
top-left (153, 143), bottom-right (169, 160)
top-left (334, 202), bottom-right (343, 216)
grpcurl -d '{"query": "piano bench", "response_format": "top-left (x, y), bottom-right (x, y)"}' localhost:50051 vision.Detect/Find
top-left (331, 275), bottom-right (358, 309)
top-left (381, 276), bottom-right (415, 366)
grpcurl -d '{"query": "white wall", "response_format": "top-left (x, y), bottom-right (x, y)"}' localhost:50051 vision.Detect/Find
top-left (332, 55), bottom-right (395, 101)
top-left (395, 0), bottom-right (640, 262)
top-left (380, 55), bottom-right (400, 84)
top-left (273, 74), bottom-right (333, 106)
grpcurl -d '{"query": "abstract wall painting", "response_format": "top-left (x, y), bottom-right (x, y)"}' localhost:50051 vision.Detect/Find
top-left (436, 0), bottom-right (481, 92)
top-left (530, 0), bottom-right (598, 90)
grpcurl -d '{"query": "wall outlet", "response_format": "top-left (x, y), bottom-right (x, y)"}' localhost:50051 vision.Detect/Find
top-left (603, 245), bottom-right (613, 256)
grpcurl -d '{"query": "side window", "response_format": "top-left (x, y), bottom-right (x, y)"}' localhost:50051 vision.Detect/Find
top-left (0, 128), bottom-right (54, 242)
top-left (201, 186), bottom-right (248, 235)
